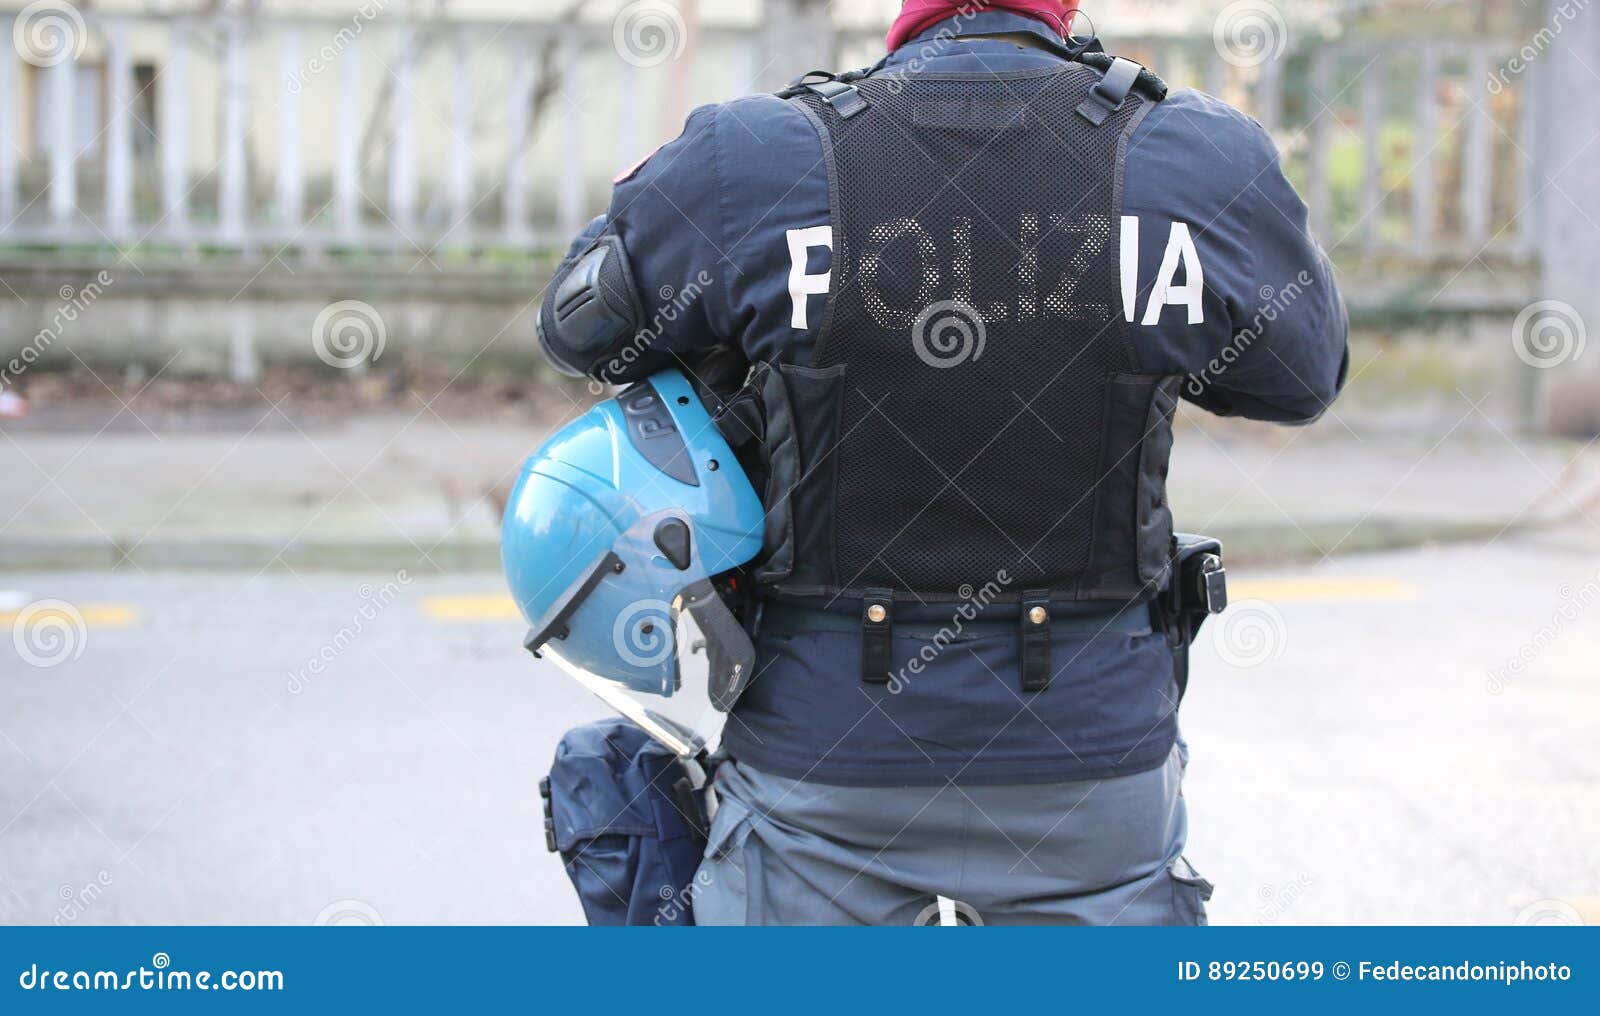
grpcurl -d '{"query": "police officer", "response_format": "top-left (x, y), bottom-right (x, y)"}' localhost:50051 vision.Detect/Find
top-left (536, 0), bottom-right (1347, 925)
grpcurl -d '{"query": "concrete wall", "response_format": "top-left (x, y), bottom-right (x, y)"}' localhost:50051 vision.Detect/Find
top-left (0, 255), bottom-right (557, 383)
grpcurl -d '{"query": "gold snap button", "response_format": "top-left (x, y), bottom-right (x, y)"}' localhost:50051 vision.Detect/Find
top-left (1028, 606), bottom-right (1048, 625)
top-left (867, 604), bottom-right (888, 623)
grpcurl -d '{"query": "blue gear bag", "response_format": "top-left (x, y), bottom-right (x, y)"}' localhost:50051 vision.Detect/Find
top-left (540, 717), bottom-right (710, 926)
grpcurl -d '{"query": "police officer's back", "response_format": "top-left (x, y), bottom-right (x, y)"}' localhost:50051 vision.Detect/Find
top-left (536, 0), bottom-right (1347, 925)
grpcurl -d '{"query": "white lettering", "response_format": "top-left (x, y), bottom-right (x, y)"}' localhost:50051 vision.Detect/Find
top-left (786, 225), bottom-right (833, 329)
top-left (1141, 220), bottom-right (1205, 326)
top-left (860, 218), bottom-right (940, 329)
top-left (1120, 214), bottom-right (1140, 323)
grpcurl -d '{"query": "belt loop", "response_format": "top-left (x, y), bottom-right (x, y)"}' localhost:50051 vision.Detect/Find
top-left (861, 588), bottom-right (894, 684)
top-left (1021, 590), bottom-right (1052, 692)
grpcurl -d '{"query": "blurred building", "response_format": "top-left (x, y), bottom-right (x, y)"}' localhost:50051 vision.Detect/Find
top-left (2, 0), bottom-right (1254, 247)
top-left (0, 1), bottom-right (1594, 430)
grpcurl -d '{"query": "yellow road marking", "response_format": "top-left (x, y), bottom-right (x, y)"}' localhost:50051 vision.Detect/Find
top-left (1228, 578), bottom-right (1419, 603)
top-left (0, 604), bottom-right (139, 627)
top-left (422, 594), bottom-right (520, 622)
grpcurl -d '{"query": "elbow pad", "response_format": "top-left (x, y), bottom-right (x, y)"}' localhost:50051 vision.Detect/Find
top-left (537, 234), bottom-right (644, 377)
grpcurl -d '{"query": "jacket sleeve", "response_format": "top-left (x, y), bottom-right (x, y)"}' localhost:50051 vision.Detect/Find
top-left (537, 104), bottom-right (734, 384)
top-left (1197, 120), bottom-right (1349, 423)
top-left (1125, 91), bottom-right (1349, 424)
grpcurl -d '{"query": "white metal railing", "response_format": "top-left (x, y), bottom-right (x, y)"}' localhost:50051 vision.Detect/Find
top-left (0, 9), bottom-right (1545, 269)
top-left (1, 11), bottom-right (779, 252)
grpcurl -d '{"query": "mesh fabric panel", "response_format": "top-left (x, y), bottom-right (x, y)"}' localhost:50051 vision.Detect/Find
top-left (801, 68), bottom-right (1145, 593)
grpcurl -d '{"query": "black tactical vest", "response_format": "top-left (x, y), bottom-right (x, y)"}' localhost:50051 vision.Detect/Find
top-left (749, 59), bottom-right (1178, 622)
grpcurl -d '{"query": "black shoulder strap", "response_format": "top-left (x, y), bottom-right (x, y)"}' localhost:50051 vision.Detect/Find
top-left (806, 78), bottom-right (869, 119)
top-left (778, 70), bottom-right (871, 118)
top-left (1076, 56), bottom-right (1145, 125)
top-left (1078, 51), bottom-right (1169, 100)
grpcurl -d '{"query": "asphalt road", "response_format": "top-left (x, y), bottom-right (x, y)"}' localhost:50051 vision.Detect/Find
top-left (2, 530), bottom-right (1597, 926)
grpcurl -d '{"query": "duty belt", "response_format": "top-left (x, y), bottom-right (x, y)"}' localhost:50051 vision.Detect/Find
top-left (759, 600), bottom-right (1153, 694)
top-left (758, 602), bottom-right (1151, 639)
top-left (755, 533), bottom-right (1226, 699)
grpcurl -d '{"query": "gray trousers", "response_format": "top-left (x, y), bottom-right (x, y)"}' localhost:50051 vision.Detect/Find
top-left (692, 745), bottom-right (1210, 926)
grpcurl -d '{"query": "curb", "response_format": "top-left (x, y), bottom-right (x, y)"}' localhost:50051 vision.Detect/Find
top-left (0, 517), bottom-right (1523, 573)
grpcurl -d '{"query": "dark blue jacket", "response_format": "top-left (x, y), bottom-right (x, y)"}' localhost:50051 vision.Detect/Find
top-left (542, 12), bottom-right (1348, 786)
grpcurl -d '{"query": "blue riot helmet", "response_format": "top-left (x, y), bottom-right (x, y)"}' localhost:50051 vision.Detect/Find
top-left (502, 370), bottom-right (766, 717)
